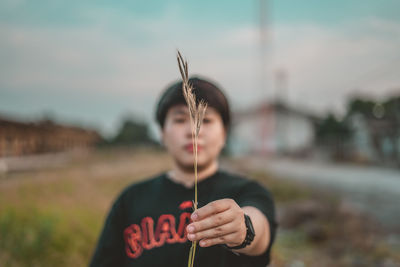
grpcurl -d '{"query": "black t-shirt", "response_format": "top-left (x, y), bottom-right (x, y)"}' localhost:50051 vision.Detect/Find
top-left (89, 169), bottom-right (277, 267)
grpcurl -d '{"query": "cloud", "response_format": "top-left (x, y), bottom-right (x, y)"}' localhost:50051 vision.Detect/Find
top-left (192, 18), bottom-right (400, 113)
top-left (1, 6), bottom-right (399, 136)
top-left (261, 18), bottom-right (400, 113)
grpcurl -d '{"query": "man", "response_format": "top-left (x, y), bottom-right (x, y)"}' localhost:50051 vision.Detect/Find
top-left (89, 77), bottom-right (277, 267)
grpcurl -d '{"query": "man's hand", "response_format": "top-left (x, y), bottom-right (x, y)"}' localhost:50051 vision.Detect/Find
top-left (186, 199), bottom-right (246, 248)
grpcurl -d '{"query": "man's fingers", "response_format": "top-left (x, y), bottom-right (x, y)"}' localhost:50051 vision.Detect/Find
top-left (185, 199), bottom-right (247, 249)
top-left (187, 221), bottom-right (236, 242)
top-left (198, 232), bottom-right (239, 247)
top-left (187, 209), bottom-right (234, 234)
top-left (191, 199), bottom-right (233, 221)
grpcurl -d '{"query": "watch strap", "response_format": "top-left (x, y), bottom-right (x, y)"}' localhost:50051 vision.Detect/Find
top-left (224, 214), bottom-right (255, 250)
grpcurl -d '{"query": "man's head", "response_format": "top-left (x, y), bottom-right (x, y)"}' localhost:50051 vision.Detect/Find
top-left (155, 77), bottom-right (231, 172)
top-left (155, 77), bottom-right (231, 131)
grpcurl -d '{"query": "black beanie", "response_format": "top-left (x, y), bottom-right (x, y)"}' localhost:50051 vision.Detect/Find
top-left (155, 77), bottom-right (231, 130)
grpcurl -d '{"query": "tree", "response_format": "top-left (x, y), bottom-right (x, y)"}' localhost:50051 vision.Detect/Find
top-left (345, 95), bottom-right (400, 165)
top-left (315, 114), bottom-right (352, 160)
top-left (111, 118), bottom-right (153, 146)
top-left (316, 114), bottom-right (352, 144)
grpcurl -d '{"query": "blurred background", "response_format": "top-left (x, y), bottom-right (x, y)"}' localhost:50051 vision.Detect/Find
top-left (1, 0), bottom-right (399, 266)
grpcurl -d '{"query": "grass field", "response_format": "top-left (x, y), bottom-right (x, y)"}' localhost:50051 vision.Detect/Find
top-left (0, 148), bottom-right (173, 267)
top-left (0, 148), bottom-right (398, 266)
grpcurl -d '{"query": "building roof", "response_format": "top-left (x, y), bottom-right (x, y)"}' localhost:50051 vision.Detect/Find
top-left (0, 113), bottom-right (103, 139)
top-left (233, 101), bottom-right (321, 123)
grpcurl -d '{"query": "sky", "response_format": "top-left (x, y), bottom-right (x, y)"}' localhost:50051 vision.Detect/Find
top-left (1, 0), bottom-right (399, 138)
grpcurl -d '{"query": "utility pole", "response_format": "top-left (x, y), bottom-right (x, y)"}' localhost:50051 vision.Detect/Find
top-left (259, 0), bottom-right (268, 98)
top-left (275, 69), bottom-right (289, 154)
top-left (275, 69), bottom-right (288, 105)
top-left (258, 0), bottom-right (270, 155)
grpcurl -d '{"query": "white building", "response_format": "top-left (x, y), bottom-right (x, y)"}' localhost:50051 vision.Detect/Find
top-left (228, 102), bottom-right (317, 156)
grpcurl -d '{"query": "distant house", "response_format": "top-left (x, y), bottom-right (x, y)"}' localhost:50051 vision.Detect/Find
top-left (0, 115), bottom-right (103, 157)
top-left (228, 101), bottom-right (318, 156)
top-left (347, 113), bottom-right (376, 161)
top-left (347, 112), bottom-right (400, 164)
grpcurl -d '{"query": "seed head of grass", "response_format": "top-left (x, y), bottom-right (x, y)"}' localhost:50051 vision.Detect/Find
top-left (177, 50), bottom-right (207, 267)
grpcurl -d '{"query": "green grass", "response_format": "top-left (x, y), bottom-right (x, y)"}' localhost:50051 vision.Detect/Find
top-left (1, 148), bottom-right (399, 267)
top-left (1, 207), bottom-right (73, 266)
top-left (0, 148), bottom-right (172, 267)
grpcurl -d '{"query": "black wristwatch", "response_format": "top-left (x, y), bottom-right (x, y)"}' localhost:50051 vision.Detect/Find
top-left (225, 214), bottom-right (255, 250)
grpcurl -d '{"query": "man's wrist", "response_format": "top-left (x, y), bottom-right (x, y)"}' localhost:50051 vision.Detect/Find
top-left (224, 214), bottom-right (255, 250)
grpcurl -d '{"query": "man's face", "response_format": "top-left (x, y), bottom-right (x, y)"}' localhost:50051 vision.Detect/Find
top-left (161, 104), bottom-right (226, 172)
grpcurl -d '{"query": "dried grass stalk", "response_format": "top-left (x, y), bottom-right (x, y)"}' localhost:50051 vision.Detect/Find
top-left (177, 50), bottom-right (207, 267)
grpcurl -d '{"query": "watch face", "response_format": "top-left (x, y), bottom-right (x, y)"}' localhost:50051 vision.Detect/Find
top-left (245, 214), bottom-right (256, 238)
top-left (224, 214), bottom-right (255, 250)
